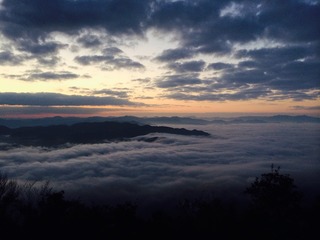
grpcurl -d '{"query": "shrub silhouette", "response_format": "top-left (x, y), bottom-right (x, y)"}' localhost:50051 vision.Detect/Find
top-left (244, 165), bottom-right (303, 240)
top-left (245, 165), bottom-right (302, 214)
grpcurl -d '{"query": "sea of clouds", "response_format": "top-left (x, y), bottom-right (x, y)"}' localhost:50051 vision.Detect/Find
top-left (1, 122), bottom-right (319, 210)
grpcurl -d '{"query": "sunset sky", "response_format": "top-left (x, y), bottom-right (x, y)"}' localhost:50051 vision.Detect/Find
top-left (0, 0), bottom-right (319, 118)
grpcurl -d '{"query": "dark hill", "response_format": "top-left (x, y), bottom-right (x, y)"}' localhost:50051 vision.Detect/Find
top-left (0, 121), bottom-right (210, 146)
top-left (0, 125), bottom-right (10, 134)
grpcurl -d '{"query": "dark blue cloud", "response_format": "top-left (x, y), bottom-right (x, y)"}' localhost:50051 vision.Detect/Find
top-left (0, 51), bottom-right (23, 65)
top-left (1, 0), bottom-right (319, 52)
top-left (0, 0), bottom-right (152, 64)
top-left (154, 48), bottom-right (195, 62)
top-left (230, 46), bottom-right (320, 90)
top-left (258, 0), bottom-right (320, 43)
top-left (0, 0), bottom-right (319, 102)
top-left (17, 40), bottom-right (66, 55)
top-left (76, 34), bottom-right (103, 48)
top-left (292, 105), bottom-right (320, 111)
top-left (156, 74), bottom-right (202, 88)
top-left (0, 92), bottom-right (139, 106)
top-left (0, 106), bottom-right (109, 116)
top-left (160, 43), bottom-right (319, 102)
top-left (164, 86), bottom-right (272, 102)
top-left (92, 89), bottom-right (130, 98)
top-left (167, 60), bottom-right (206, 73)
top-left (1, 71), bottom-right (80, 81)
top-left (0, 0), bottom-right (151, 38)
top-left (29, 71), bottom-right (79, 81)
top-left (207, 62), bottom-right (234, 70)
top-left (151, 0), bottom-right (261, 54)
top-left (74, 47), bottom-right (145, 70)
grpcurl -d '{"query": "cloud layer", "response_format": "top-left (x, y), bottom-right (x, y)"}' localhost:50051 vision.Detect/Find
top-left (0, 92), bottom-right (139, 106)
top-left (1, 123), bottom-right (319, 206)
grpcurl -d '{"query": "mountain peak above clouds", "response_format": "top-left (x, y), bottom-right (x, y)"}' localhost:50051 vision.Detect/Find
top-left (0, 121), bottom-right (210, 147)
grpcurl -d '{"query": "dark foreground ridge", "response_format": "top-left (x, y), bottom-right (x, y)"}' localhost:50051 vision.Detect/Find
top-left (0, 121), bottom-right (210, 146)
top-left (0, 167), bottom-right (319, 240)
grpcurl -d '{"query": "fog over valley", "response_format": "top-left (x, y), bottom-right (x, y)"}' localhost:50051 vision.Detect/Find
top-left (1, 120), bottom-right (319, 210)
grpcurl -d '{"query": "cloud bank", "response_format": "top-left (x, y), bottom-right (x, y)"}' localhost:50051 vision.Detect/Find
top-left (1, 123), bottom-right (319, 206)
top-left (0, 92), bottom-right (139, 106)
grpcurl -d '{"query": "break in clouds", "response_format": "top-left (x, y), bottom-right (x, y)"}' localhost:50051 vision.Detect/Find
top-left (1, 123), bottom-right (319, 206)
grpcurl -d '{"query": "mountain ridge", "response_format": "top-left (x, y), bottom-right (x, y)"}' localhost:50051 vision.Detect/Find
top-left (0, 121), bottom-right (210, 147)
top-left (0, 115), bottom-right (319, 128)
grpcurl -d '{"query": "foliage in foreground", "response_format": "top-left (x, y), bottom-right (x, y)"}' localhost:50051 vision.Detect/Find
top-left (0, 167), bottom-right (319, 240)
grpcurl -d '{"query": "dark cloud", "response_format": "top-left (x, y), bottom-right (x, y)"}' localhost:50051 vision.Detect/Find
top-left (151, 0), bottom-right (261, 54)
top-left (0, 0), bottom-right (151, 38)
top-left (163, 82), bottom-right (318, 102)
top-left (291, 105), bottom-right (320, 110)
top-left (75, 47), bottom-right (145, 70)
top-left (92, 89), bottom-right (130, 98)
top-left (151, 0), bottom-right (320, 54)
top-left (154, 48), bottom-right (195, 62)
top-left (0, 106), bottom-right (109, 116)
top-left (268, 61), bottom-right (320, 91)
top-left (150, 1), bottom-right (319, 101)
top-left (156, 74), bottom-right (202, 88)
top-left (167, 60), bottom-right (206, 73)
top-left (164, 86), bottom-right (272, 102)
top-left (1, 71), bottom-right (80, 81)
top-left (28, 71), bottom-right (79, 81)
top-left (225, 46), bottom-right (320, 91)
top-left (0, 92), bottom-right (139, 106)
top-left (221, 68), bottom-right (271, 85)
top-left (237, 60), bottom-right (258, 69)
top-left (160, 44), bottom-right (319, 102)
top-left (0, 0), bottom-right (319, 102)
top-left (0, 0), bottom-right (152, 68)
top-left (77, 34), bottom-right (103, 48)
top-left (0, 51), bottom-right (23, 64)
top-left (103, 47), bottom-right (124, 55)
top-left (258, 0), bottom-right (320, 43)
top-left (0, 45), bottom-right (62, 66)
top-left (1, 0), bottom-right (319, 53)
top-left (207, 62), bottom-right (234, 70)
top-left (235, 46), bottom-right (313, 66)
top-left (17, 40), bottom-right (66, 55)
top-left (132, 77), bottom-right (151, 83)
top-left (36, 56), bottom-right (60, 66)
top-left (75, 55), bottom-right (112, 65)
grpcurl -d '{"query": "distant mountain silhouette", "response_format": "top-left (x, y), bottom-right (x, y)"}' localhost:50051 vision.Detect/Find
top-left (228, 115), bottom-right (320, 123)
top-left (0, 115), bottom-right (319, 128)
top-left (0, 116), bottom-right (210, 128)
top-left (0, 121), bottom-right (210, 146)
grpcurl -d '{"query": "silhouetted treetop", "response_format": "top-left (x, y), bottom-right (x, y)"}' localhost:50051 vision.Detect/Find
top-left (245, 164), bottom-right (302, 216)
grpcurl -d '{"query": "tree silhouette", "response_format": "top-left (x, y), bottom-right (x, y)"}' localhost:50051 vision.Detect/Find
top-left (244, 165), bottom-right (303, 240)
top-left (245, 164), bottom-right (302, 213)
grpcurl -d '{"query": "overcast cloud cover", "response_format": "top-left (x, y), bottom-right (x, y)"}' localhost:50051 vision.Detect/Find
top-left (1, 123), bottom-right (319, 207)
top-left (0, 0), bottom-right (319, 113)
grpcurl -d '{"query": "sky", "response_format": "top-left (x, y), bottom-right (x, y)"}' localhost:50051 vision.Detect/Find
top-left (0, 0), bottom-right (319, 118)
